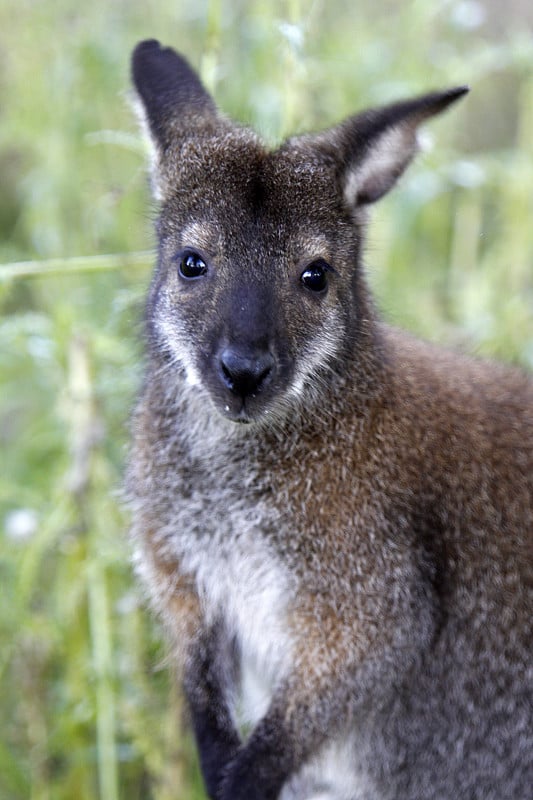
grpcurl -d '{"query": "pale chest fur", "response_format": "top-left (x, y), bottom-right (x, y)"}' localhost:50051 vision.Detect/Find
top-left (180, 502), bottom-right (296, 728)
top-left (131, 397), bottom-right (301, 728)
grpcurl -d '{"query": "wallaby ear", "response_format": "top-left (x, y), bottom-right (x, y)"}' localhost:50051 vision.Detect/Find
top-left (131, 39), bottom-right (219, 151)
top-left (319, 86), bottom-right (469, 208)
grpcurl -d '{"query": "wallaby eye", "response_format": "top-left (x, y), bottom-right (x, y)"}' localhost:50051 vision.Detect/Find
top-left (178, 250), bottom-right (208, 280)
top-left (300, 260), bottom-right (330, 293)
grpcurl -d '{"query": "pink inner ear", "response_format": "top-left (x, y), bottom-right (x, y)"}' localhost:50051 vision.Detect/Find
top-left (344, 125), bottom-right (419, 207)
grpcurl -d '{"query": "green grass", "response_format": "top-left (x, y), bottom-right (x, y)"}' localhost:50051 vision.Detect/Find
top-left (1, 1), bottom-right (533, 798)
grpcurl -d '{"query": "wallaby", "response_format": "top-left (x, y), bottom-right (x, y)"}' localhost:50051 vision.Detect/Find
top-left (127, 39), bottom-right (533, 800)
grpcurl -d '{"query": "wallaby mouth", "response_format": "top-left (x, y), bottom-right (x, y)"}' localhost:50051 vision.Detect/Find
top-left (219, 395), bottom-right (267, 425)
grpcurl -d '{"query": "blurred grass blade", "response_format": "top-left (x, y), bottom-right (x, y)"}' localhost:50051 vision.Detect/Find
top-left (0, 252), bottom-right (153, 282)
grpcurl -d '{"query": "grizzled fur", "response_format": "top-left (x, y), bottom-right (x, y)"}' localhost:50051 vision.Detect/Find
top-left (127, 40), bottom-right (533, 800)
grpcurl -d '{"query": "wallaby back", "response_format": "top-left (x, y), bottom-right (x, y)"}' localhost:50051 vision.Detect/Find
top-left (127, 39), bottom-right (533, 800)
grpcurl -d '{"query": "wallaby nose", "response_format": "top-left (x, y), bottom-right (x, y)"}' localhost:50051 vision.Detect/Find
top-left (219, 348), bottom-right (274, 398)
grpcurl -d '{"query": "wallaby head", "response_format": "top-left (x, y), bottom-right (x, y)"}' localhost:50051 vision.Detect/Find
top-left (132, 39), bottom-right (467, 425)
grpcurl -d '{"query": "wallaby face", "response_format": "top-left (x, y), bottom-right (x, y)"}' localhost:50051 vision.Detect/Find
top-left (128, 40), bottom-right (532, 800)
top-left (150, 141), bottom-right (361, 424)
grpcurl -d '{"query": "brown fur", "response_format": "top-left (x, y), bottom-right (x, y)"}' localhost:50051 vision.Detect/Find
top-left (127, 40), bottom-right (532, 800)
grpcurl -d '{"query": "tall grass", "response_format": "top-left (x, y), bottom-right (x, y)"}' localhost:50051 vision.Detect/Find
top-left (1, 1), bottom-right (532, 798)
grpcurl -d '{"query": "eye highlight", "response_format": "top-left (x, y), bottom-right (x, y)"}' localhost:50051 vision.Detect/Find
top-left (177, 250), bottom-right (208, 280)
top-left (300, 259), bottom-right (331, 293)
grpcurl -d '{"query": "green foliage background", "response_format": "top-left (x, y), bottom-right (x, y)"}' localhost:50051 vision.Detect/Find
top-left (1, 1), bottom-right (532, 798)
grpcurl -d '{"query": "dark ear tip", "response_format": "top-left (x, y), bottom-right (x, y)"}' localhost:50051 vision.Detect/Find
top-left (131, 39), bottom-right (198, 104)
top-left (448, 85), bottom-right (470, 100)
top-left (132, 39), bottom-right (162, 66)
top-left (131, 39), bottom-right (187, 79)
top-left (134, 39), bottom-right (162, 53)
top-left (412, 84), bottom-right (469, 121)
top-left (132, 39), bottom-right (161, 84)
top-left (435, 85), bottom-right (470, 112)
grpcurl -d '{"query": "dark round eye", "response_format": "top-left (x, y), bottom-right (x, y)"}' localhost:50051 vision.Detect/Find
top-left (300, 260), bottom-right (330, 293)
top-left (178, 251), bottom-right (208, 280)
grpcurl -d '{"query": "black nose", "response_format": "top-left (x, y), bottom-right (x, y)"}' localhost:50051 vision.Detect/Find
top-left (219, 348), bottom-right (274, 398)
